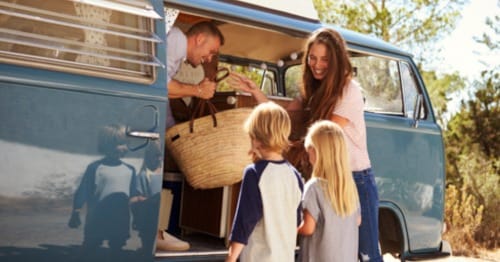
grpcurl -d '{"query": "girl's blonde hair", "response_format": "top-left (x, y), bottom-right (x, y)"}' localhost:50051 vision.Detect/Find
top-left (244, 101), bottom-right (291, 154)
top-left (304, 120), bottom-right (359, 217)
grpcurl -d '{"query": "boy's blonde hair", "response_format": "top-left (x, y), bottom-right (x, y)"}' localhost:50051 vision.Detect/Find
top-left (304, 120), bottom-right (359, 217)
top-left (244, 101), bottom-right (291, 154)
top-left (97, 124), bottom-right (128, 158)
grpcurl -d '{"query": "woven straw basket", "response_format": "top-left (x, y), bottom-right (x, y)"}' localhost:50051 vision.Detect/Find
top-left (165, 106), bottom-right (253, 189)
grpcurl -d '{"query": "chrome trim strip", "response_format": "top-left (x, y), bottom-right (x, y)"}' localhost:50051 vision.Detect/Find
top-left (69, 0), bottom-right (162, 19)
top-left (0, 75), bottom-right (167, 102)
top-left (0, 51), bottom-right (153, 76)
top-left (0, 8), bottom-right (161, 43)
top-left (1, 28), bottom-right (153, 57)
top-left (155, 250), bottom-right (228, 257)
top-left (0, 1), bottom-right (156, 35)
top-left (0, 35), bottom-right (162, 67)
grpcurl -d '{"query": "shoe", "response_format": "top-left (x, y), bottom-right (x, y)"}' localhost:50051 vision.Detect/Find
top-left (156, 230), bottom-right (190, 251)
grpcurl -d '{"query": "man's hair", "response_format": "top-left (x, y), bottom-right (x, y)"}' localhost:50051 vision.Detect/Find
top-left (186, 21), bottom-right (225, 45)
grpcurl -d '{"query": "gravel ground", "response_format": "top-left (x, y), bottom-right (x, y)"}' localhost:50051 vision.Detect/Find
top-left (383, 250), bottom-right (500, 261)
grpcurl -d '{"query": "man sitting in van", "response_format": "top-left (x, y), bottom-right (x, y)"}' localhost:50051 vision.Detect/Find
top-left (166, 20), bottom-right (225, 128)
top-left (160, 19), bottom-right (225, 251)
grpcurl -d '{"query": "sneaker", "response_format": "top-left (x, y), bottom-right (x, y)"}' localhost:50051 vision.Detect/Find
top-left (156, 230), bottom-right (190, 251)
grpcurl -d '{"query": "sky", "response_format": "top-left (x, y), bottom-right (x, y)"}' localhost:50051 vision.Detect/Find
top-left (435, 0), bottom-right (499, 79)
top-left (429, 0), bottom-right (499, 116)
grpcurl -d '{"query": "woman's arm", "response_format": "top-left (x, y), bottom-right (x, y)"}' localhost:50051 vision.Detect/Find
top-left (227, 72), bottom-right (269, 103)
top-left (228, 72), bottom-right (305, 112)
top-left (297, 209), bottom-right (316, 236)
top-left (330, 114), bottom-right (349, 127)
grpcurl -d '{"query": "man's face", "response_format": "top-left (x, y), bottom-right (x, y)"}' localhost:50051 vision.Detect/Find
top-left (188, 33), bottom-right (221, 67)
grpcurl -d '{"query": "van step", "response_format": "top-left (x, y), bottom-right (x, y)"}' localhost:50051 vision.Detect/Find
top-left (155, 250), bottom-right (227, 261)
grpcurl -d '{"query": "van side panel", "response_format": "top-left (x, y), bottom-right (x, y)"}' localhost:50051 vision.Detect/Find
top-left (366, 113), bottom-right (445, 252)
top-left (0, 57), bottom-right (166, 261)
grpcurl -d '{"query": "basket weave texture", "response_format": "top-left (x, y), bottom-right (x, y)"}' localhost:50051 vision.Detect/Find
top-left (165, 107), bottom-right (253, 189)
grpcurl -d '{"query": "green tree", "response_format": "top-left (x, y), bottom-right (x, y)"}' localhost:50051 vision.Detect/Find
top-left (420, 70), bottom-right (466, 126)
top-left (312, 0), bottom-right (467, 64)
top-left (443, 11), bottom-right (499, 249)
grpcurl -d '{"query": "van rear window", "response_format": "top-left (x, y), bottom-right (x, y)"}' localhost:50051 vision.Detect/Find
top-left (0, 0), bottom-right (162, 83)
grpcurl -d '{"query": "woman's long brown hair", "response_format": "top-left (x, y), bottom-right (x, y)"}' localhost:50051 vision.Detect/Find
top-left (301, 28), bottom-right (352, 123)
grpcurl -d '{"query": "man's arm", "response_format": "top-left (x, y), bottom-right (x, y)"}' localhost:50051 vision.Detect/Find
top-left (167, 78), bottom-right (216, 99)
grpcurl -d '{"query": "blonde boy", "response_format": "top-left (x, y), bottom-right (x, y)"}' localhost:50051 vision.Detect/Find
top-left (226, 102), bottom-right (304, 262)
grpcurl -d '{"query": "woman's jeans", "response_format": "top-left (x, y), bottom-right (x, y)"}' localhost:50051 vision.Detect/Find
top-left (353, 168), bottom-right (383, 262)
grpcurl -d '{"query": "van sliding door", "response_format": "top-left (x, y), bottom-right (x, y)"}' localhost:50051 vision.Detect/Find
top-left (0, 1), bottom-right (167, 261)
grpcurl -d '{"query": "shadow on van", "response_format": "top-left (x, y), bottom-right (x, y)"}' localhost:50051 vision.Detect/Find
top-left (0, 245), bottom-right (147, 262)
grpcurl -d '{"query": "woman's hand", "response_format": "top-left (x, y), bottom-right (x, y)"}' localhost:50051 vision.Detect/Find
top-left (227, 72), bottom-right (269, 103)
top-left (227, 72), bottom-right (258, 93)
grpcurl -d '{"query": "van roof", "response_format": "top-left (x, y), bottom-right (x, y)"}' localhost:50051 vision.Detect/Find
top-left (233, 0), bottom-right (319, 21)
top-left (166, 0), bottom-right (411, 59)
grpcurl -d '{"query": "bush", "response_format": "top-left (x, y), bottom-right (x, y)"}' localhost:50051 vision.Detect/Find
top-left (444, 184), bottom-right (483, 256)
top-left (444, 152), bottom-right (499, 255)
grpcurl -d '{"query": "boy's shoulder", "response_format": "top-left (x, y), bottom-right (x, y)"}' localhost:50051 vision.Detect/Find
top-left (250, 159), bottom-right (295, 172)
top-left (85, 158), bottom-right (136, 173)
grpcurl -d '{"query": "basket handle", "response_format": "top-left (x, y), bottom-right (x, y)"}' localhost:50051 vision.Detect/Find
top-left (215, 67), bottom-right (229, 82)
top-left (189, 99), bottom-right (218, 133)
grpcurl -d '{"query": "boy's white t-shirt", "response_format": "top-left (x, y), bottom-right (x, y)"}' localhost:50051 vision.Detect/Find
top-left (230, 159), bottom-right (303, 262)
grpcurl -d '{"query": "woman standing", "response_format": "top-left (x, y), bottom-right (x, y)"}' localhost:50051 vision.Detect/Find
top-left (229, 27), bottom-right (383, 261)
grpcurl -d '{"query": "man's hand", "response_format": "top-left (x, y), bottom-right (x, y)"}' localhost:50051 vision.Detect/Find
top-left (197, 78), bottom-right (216, 99)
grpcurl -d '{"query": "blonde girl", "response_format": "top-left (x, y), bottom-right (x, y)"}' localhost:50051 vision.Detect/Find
top-left (298, 120), bottom-right (360, 262)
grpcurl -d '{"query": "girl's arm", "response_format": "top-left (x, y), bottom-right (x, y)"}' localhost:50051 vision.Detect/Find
top-left (297, 209), bottom-right (316, 236)
top-left (226, 241), bottom-right (245, 262)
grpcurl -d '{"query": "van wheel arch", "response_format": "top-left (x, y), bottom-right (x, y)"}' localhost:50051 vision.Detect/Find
top-left (378, 203), bottom-right (409, 261)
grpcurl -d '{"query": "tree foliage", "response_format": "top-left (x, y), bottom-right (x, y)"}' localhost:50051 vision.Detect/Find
top-left (420, 70), bottom-right (466, 126)
top-left (443, 11), bottom-right (499, 249)
top-left (312, 0), bottom-right (467, 64)
top-left (312, 0), bottom-right (466, 44)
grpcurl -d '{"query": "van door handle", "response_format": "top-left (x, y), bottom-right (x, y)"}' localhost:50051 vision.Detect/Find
top-left (127, 131), bottom-right (160, 140)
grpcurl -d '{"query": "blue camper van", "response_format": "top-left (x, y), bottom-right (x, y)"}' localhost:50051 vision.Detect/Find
top-left (0, 0), bottom-right (449, 261)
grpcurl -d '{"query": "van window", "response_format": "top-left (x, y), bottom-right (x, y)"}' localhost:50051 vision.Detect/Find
top-left (283, 54), bottom-right (405, 115)
top-left (284, 65), bottom-right (302, 99)
top-left (0, 0), bottom-right (162, 83)
top-left (401, 61), bottom-right (426, 119)
top-left (351, 55), bottom-right (403, 115)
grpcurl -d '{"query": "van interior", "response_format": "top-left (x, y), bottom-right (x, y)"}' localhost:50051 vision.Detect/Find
top-left (157, 8), bottom-right (308, 259)
top-left (159, 3), bottom-right (418, 259)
